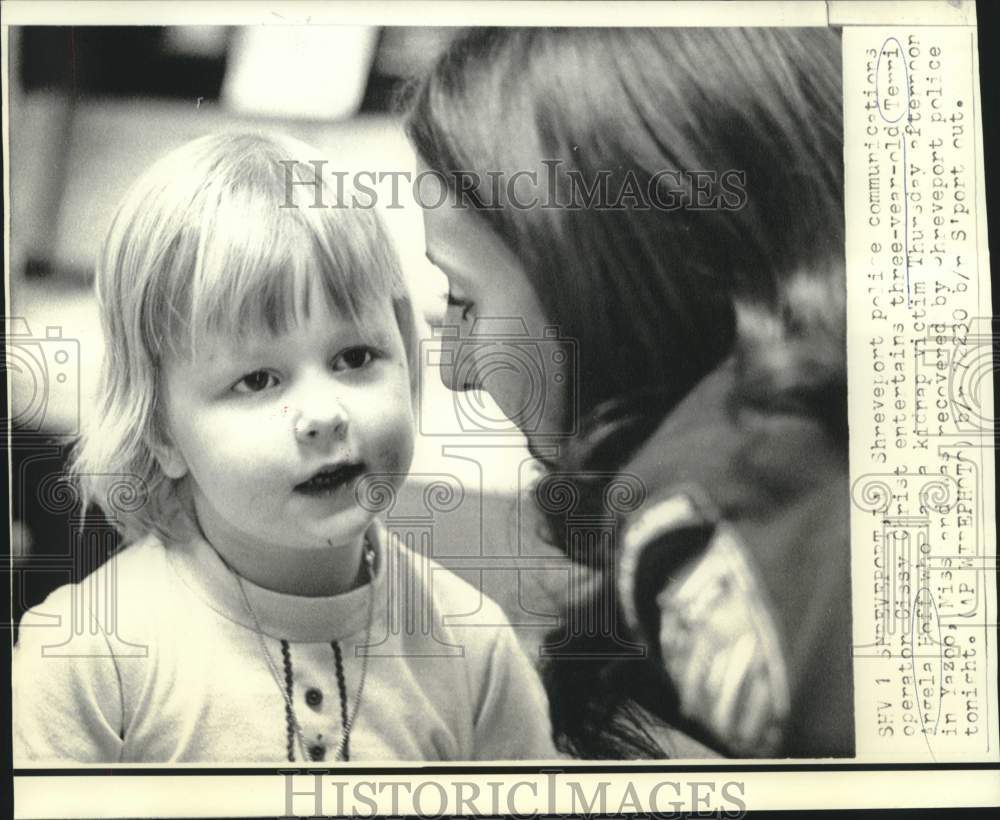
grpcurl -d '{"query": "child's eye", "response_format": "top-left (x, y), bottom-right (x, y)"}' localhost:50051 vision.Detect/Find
top-left (233, 370), bottom-right (280, 393)
top-left (447, 291), bottom-right (474, 321)
top-left (332, 347), bottom-right (376, 371)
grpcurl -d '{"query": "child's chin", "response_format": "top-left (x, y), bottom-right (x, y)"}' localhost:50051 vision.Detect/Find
top-left (309, 509), bottom-right (374, 545)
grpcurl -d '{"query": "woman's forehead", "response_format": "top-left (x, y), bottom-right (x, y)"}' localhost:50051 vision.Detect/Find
top-left (422, 198), bottom-right (520, 285)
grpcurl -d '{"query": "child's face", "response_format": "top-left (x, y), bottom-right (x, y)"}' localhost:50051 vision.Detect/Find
top-left (158, 291), bottom-right (414, 566)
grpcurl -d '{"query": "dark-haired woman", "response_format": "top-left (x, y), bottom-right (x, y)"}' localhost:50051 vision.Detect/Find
top-left (409, 27), bottom-right (853, 759)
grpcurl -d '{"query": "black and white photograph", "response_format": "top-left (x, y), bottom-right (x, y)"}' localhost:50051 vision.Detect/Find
top-left (4, 0), bottom-right (997, 816)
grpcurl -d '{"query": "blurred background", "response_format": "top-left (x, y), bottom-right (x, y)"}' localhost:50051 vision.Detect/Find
top-left (7, 26), bottom-right (567, 647)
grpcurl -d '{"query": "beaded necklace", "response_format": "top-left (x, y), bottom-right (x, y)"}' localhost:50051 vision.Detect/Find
top-left (218, 540), bottom-right (376, 762)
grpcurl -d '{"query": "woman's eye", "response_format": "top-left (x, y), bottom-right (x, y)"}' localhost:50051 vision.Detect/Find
top-left (447, 292), bottom-right (474, 321)
top-left (233, 370), bottom-right (279, 393)
top-left (332, 347), bottom-right (375, 371)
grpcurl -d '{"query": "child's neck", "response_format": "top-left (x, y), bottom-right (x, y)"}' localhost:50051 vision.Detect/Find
top-left (198, 524), bottom-right (369, 597)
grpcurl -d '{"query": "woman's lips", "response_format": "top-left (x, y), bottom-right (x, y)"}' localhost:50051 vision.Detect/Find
top-left (294, 463), bottom-right (366, 497)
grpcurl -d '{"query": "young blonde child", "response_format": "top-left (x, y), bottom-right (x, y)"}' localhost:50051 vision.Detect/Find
top-left (13, 132), bottom-right (556, 763)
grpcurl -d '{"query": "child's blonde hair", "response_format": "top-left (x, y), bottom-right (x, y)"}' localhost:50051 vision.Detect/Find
top-left (72, 131), bottom-right (418, 542)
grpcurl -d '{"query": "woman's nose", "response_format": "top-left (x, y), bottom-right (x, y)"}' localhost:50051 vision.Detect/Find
top-left (293, 398), bottom-right (349, 445)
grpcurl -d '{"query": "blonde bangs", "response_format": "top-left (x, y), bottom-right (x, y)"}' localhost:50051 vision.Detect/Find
top-left (147, 135), bottom-right (405, 361)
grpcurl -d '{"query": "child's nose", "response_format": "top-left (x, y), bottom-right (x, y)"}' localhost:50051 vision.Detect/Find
top-left (293, 400), bottom-right (349, 445)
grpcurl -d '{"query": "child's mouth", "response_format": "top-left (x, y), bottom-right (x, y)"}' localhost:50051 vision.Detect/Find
top-left (294, 462), bottom-right (366, 497)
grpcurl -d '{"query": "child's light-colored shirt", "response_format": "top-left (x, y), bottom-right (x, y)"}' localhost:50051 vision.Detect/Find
top-left (13, 522), bottom-right (557, 763)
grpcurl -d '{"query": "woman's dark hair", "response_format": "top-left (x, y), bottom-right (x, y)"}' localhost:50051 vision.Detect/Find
top-left (406, 27), bottom-right (844, 758)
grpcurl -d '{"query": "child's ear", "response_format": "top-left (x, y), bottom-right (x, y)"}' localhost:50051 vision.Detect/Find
top-left (153, 436), bottom-right (189, 480)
